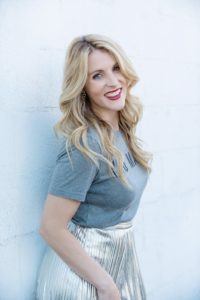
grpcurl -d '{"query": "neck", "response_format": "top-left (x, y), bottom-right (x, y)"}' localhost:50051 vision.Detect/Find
top-left (101, 112), bottom-right (119, 131)
top-left (91, 106), bottom-right (119, 130)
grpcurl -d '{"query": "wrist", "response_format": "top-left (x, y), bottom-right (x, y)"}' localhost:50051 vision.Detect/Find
top-left (95, 273), bottom-right (115, 292)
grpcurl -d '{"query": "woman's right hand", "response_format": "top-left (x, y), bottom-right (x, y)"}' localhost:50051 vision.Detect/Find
top-left (97, 282), bottom-right (121, 300)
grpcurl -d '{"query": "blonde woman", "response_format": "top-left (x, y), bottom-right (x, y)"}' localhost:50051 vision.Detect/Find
top-left (36, 34), bottom-right (152, 300)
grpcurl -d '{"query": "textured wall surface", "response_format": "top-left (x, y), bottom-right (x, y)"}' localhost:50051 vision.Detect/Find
top-left (0, 0), bottom-right (200, 299)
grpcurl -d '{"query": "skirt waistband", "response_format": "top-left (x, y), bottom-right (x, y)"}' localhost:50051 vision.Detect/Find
top-left (103, 219), bottom-right (134, 230)
top-left (70, 219), bottom-right (134, 231)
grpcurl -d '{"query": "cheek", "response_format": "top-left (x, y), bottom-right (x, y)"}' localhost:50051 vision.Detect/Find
top-left (87, 82), bottom-right (104, 97)
top-left (85, 85), bottom-right (104, 105)
top-left (90, 88), bottom-right (101, 100)
top-left (119, 75), bottom-right (128, 85)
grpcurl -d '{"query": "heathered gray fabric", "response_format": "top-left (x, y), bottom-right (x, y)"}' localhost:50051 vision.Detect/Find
top-left (48, 128), bottom-right (149, 228)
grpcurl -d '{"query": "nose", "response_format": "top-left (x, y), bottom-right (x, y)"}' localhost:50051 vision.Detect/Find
top-left (106, 72), bottom-right (119, 87)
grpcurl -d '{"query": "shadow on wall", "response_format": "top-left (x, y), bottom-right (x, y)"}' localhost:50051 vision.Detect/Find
top-left (26, 110), bottom-right (62, 298)
top-left (0, 110), bottom-right (62, 299)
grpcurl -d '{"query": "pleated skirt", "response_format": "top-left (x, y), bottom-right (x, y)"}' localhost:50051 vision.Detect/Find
top-left (36, 220), bottom-right (146, 300)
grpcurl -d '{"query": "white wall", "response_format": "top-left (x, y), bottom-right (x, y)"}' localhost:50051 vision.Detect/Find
top-left (0, 0), bottom-right (200, 299)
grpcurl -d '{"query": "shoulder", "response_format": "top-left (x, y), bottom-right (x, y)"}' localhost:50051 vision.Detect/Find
top-left (56, 128), bottom-right (102, 158)
top-left (87, 127), bottom-right (101, 148)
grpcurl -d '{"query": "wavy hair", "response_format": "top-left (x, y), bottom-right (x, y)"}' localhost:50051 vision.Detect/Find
top-left (54, 34), bottom-right (153, 187)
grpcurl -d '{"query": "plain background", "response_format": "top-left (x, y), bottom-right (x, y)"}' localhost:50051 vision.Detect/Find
top-left (0, 0), bottom-right (200, 299)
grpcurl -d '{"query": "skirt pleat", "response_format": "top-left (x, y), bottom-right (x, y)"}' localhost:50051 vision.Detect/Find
top-left (36, 220), bottom-right (146, 300)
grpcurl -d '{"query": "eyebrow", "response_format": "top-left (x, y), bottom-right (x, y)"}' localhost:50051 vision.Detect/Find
top-left (88, 63), bottom-right (118, 76)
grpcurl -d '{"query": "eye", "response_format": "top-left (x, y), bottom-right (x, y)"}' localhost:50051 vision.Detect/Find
top-left (113, 64), bottom-right (120, 71)
top-left (93, 73), bottom-right (103, 80)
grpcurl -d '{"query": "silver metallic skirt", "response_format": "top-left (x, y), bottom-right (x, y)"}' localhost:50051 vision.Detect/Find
top-left (36, 220), bottom-right (146, 300)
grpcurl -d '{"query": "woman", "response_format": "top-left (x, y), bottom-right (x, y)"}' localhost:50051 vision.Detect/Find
top-left (36, 34), bottom-right (152, 300)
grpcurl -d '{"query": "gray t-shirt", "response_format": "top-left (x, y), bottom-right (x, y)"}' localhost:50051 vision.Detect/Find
top-left (48, 128), bottom-right (149, 228)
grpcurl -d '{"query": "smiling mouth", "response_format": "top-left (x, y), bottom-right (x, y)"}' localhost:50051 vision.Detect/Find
top-left (105, 88), bottom-right (121, 97)
top-left (105, 88), bottom-right (122, 101)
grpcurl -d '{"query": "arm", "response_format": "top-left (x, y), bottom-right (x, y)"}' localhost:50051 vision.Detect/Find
top-left (39, 193), bottom-right (118, 294)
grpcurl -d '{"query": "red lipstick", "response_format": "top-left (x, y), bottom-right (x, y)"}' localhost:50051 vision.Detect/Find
top-left (105, 88), bottom-right (122, 101)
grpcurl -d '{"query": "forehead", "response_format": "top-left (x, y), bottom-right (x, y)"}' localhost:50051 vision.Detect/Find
top-left (87, 49), bottom-right (116, 71)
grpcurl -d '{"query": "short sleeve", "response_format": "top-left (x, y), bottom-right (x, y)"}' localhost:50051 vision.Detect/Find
top-left (48, 137), bottom-right (99, 202)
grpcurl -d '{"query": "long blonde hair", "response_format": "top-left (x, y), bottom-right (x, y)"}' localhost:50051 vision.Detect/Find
top-left (54, 34), bottom-right (153, 186)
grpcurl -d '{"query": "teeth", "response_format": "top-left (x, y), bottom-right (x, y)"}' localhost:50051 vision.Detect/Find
top-left (106, 89), bottom-right (121, 97)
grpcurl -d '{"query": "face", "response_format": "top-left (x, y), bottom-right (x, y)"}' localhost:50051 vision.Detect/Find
top-left (84, 49), bottom-right (128, 128)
